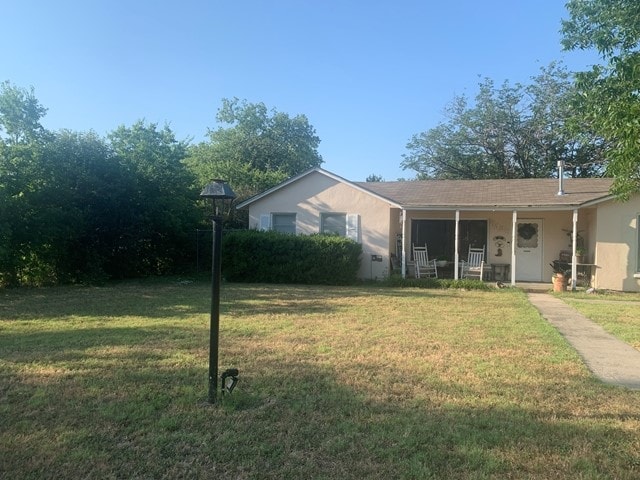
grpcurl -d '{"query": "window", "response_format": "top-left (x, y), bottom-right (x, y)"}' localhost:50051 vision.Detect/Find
top-left (272, 213), bottom-right (296, 234)
top-left (411, 219), bottom-right (487, 260)
top-left (320, 213), bottom-right (360, 241)
top-left (321, 213), bottom-right (347, 236)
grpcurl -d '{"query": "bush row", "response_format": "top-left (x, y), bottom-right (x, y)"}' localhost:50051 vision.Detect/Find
top-left (221, 230), bottom-right (362, 285)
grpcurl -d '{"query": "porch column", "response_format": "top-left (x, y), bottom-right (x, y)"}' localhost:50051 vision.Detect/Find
top-left (454, 210), bottom-right (460, 280)
top-left (401, 208), bottom-right (407, 279)
top-left (571, 209), bottom-right (578, 290)
top-left (511, 210), bottom-right (517, 286)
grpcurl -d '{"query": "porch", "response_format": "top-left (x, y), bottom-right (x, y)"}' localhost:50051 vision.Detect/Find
top-left (395, 207), bottom-right (597, 290)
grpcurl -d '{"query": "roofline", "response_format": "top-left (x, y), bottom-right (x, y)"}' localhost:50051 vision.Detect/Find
top-left (400, 198), bottom-right (616, 211)
top-left (235, 167), bottom-right (403, 209)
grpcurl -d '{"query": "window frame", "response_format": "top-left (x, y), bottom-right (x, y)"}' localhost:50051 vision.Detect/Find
top-left (271, 213), bottom-right (297, 235)
top-left (320, 212), bottom-right (347, 237)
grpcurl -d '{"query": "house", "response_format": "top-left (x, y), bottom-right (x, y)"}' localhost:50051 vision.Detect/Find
top-left (236, 168), bottom-right (640, 292)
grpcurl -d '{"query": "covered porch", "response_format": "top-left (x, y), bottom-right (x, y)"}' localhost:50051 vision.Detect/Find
top-left (396, 206), bottom-right (597, 290)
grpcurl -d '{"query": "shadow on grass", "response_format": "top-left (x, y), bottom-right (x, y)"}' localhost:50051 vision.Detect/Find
top-left (2, 332), bottom-right (638, 479)
top-left (0, 280), bottom-right (470, 321)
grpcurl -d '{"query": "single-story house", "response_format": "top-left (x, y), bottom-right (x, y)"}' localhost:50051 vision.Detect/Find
top-left (236, 167), bottom-right (640, 292)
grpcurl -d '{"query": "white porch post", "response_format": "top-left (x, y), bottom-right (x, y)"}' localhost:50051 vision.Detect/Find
top-left (401, 208), bottom-right (407, 279)
top-left (454, 210), bottom-right (460, 280)
top-left (511, 210), bottom-right (517, 286)
top-left (571, 209), bottom-right (578, 290)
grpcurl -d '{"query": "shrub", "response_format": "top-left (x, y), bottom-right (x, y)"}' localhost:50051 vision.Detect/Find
top-left (382, 275), bottom-right (490, 290)
top-left (222, 230), bottom-right (362, 285)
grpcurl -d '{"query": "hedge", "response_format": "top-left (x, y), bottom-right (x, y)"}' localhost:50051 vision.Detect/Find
top-left (221, 230), bottom-right (362, 285)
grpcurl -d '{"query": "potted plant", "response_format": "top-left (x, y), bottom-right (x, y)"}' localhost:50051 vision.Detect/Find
top-left (436, 255), bottom-right (448, 267)
top-left (575, 247), bottom-right (587, 264)
top-left (550, 262), bottom-right (569, 292)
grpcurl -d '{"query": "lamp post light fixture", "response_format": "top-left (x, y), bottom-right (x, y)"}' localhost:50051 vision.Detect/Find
top-left (200, 179), bottom-right (236, 404)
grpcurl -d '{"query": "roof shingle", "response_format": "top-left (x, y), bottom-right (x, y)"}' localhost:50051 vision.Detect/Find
top-left (355, 178), bottom-right (614, 209)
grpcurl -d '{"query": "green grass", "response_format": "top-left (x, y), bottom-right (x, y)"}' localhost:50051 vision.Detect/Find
top-left (1, 279), bottom-right (640, 479)
top-left (561, 291), bottom-right (640, 351)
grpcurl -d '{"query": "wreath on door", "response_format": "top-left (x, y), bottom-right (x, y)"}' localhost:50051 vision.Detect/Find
top-left (518, 223), bottom-right (537, 240)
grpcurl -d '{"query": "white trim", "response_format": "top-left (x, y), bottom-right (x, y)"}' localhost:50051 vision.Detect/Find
top-left (511, 210), bottom-right (517, 286)
top-left (401, 209), bottom-right (407, 278)
top-left (571, 209), bottom-right (578, 290)
top-left (346, 213), bottom-right (360, 242)
top-left (259, 214), bottom-right (270, 231)
top-left (454, 210), bottom-right (460, 280)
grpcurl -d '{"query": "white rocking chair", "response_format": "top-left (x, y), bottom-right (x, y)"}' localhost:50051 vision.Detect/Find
top-left (413, 244), bottom-right (438, 279)
top-left (460, 246), bottom-right (485, 280)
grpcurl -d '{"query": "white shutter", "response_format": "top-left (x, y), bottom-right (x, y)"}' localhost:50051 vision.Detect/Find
top-left (259, 214), bottom-right (271, 231)
top-left (346, 214), bottom-right (360, 242)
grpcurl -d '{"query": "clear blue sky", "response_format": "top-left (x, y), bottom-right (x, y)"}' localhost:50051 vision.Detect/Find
top-left (2, 0), bottom-right (600, 181)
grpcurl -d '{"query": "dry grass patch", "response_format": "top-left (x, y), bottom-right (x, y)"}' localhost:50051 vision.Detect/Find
top-left (1, 280), bottom-right (639, 479)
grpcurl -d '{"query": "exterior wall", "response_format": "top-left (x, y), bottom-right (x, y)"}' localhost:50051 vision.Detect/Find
top-left (594, 196), bottom-right (640, 292)
top-left (246, 171), bottom-right (393, 280)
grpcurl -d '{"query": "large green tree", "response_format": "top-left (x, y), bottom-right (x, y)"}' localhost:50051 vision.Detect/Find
top-left (562, 0), bottom-right (640, 199)
top-left (107, 121), bottom-right (200, 277)
top-left (0, 82), bottom-right (51, 284)
top-left (185, 98), bottom-right (323, 209)
top-left (402, 64), bottom-right (606, 180)
top-left (0, 82), bottom-right (203, 285)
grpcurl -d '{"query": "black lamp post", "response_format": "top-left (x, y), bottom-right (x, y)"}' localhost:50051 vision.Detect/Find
top-left (200, 179), bottom-right (236, 404)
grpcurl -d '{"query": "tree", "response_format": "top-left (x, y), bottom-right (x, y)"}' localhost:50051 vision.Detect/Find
top-left (107, 121), bottom-right (200, 277)
top-left (366, 174), bottom-right (384, 182)
top-left (185, 98), bottom-right (323, 211)
top-left (0, 81), bottom-right (48, 145)
top-left (562, 0), bottom-right (640, 199)
top-left (402, 64), bottom-right (606, 180)
top-left (0, 82), bottom-right (52, 284)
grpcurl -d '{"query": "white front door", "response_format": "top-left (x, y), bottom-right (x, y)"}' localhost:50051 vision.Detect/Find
top-left (515, 219), bottom-right (543, 281)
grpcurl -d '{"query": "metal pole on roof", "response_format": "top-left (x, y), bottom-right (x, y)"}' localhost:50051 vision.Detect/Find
top-left (557, 160), bottom-right (565, 196)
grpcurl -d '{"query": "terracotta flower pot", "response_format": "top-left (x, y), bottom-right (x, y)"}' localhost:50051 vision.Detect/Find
top-left (552, 273), bottom-right (568, 292)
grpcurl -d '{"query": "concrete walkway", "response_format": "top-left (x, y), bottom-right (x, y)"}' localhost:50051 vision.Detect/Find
top-left (527, 293), bottom-right (640, 390)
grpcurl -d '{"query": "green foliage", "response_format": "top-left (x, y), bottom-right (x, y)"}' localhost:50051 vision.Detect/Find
top-left (402, 63), bottom-right (606, 180)
top-left (184, 98), bottom-right (323, 227)
top-left (107, 121), bottom-right (200, 277)
top-left (382, 275), bottom-right (491, 290)
top-left (0, 85), bottom-right (202, 285)
top-left (562, 0), bottom-right (640, 198)
top-left (0, 80), bottom-right (48, 144)
top-left (222, 230), bottom-right (362, 285)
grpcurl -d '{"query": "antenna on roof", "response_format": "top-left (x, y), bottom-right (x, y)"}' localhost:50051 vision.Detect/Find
top-left (557, 160), bottom-right (565, 196)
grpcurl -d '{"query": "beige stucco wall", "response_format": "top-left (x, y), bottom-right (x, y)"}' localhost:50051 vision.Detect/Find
top-left (594, 196), bottom-right (640, 292)
top-left (246, 171), bottom-right (394, 280)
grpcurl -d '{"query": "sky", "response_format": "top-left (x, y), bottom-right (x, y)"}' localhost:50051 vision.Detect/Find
top-left (2, 0), bottom-right (601, 182)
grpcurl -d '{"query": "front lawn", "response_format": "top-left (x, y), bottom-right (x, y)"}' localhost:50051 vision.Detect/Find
top-left (562, 291), bottom-right (640, 351)
top-left (1, 280), bottom-right (639, 478)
